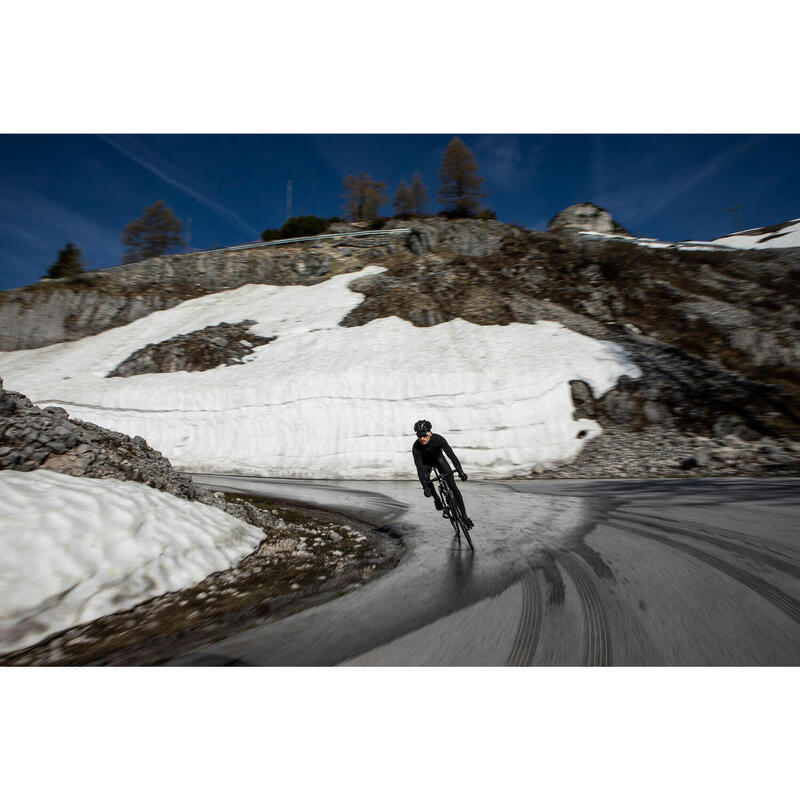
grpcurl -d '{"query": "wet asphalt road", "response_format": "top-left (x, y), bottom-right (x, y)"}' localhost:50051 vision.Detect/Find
top-left (168, 476), bottom-right (800, 666)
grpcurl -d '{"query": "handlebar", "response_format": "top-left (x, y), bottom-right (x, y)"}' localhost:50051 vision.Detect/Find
top-left (431, 467), bottom-right (459, 482)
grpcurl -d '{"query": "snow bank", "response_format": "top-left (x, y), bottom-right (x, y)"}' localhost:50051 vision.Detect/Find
top-left (0, 470), bottom-right (263, 654)
top-left (707, 218), bottom-right (800, 249)
top-left (579, 219), bottom-right (800, 251)
top-left (0, 267), bottom-right (641, 478)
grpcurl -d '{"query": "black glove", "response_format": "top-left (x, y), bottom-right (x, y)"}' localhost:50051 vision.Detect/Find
top-left (423, 485), bottom-right (432, 497)
top-left (458, 472), bottom-right (468, 481)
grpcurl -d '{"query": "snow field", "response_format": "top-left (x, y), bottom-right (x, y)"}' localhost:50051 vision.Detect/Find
top-left (0, 266), bottom-right (642, 478)
top-left (0, 469), bottom-right (264, 654)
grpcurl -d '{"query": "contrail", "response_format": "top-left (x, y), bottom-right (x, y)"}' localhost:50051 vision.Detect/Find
top-left (98, 135), bottom-right (259, 237)
top-left (637, 135), bottom-right (764, 224)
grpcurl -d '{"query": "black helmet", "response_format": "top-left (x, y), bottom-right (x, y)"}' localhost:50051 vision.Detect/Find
top-left (414, 420), bottom-right (432, 435)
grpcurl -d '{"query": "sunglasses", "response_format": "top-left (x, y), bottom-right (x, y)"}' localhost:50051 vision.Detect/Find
top-left (417, 431), bottom-right (431, 438)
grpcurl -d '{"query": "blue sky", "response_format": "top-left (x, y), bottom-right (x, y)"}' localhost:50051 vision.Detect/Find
top-left (1, 133), bottom-right (798, 291)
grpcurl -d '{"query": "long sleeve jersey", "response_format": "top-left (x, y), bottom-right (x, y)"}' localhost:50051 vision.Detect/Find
top-left (412, 433), bottom-right (463, 488)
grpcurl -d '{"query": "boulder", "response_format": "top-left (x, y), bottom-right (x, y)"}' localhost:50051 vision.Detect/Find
top-left (548, 203), bottom-right (631, 236)
top-left (642, 400), bottom-right (673, 427)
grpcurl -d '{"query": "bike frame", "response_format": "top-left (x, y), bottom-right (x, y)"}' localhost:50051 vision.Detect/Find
top-left (430, 466), bottom-right (473, 549)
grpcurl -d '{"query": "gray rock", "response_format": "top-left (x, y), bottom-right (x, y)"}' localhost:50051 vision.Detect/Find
top-left (42, 407), bottom-right (69, 419)
top-left (549, 203), bottom-right (630, 236)
top-left (692, 447), bottom-right (712, 467)
top-left (712, 414), bottom-right (758, 441)
top-left (107, 320), bottom-right (276, 378)
top-left (599, 386), bottom-right (639, 426)
top-left (407, 227), bottom-right (435, 256)
top-left (642, 400), bottom-right (673, 426)
top-left (0, 391), bottom-right (15, 417)
top-left (570, 380), bottom-right (596, 419)
top-left (398, 217), bottom-right (513, 258)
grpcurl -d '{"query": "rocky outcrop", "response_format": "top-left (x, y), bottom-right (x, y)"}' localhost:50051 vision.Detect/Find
top-left (0, 377), bottom-right (279, 530)
top-left (395, 216), bottom-right (524, 257)
top-left (0, 233), bottom-right (405, 352)
top-left (532, 429), bottom-right (800, 479)
top-left (1, 376), bottom-right (203, 498)
top-left (107, 320), bottom-right (276, 377)
top-left (0, 220), bottom-right (519, 352)
top-left (549, 203), bottom-right (631, 236)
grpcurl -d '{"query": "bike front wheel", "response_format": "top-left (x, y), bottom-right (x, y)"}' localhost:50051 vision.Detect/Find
top-left (453, 510), bottom-right (474, 550)
top-left (460, 520), bottom-right (474, 550)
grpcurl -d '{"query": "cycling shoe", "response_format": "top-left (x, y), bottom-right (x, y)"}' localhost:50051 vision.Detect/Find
top-left (465, 518), bottom-right (474, 529)
top-left (434, 499), bottom-right (443, 511)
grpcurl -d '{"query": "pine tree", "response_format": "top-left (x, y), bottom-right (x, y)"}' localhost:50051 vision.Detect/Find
top-left (437, 137), bottom-right (487, 217)
top-left (121, 200), bottom-right (184, 263)
top-left (45, 242), bottom-right (85, 279)
top-left (393, 179), bottom-right (413, 217)
top-left (341, 172), bottom-right (388, 221)
top-left (409, 170), bottom-right (430, 216)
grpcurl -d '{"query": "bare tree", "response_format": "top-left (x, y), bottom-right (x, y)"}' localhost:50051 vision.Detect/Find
top-left (437, 137), bottom-right (487, 217)
top-left (341, 172), bottom-right (388, 221)
top-left (393, 179), bottom-right (413, 217)
top-left (122, 200), bottom-right (184, 263)
top-left (409, 170), bottom-right (430, 216)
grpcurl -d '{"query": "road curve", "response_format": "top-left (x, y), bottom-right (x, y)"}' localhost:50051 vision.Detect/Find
top-left (168, 477), bottom-right (800, 666)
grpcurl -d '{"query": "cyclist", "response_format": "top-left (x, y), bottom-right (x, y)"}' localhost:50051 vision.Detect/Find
top-left (412, 419), bottom-right (474, 529)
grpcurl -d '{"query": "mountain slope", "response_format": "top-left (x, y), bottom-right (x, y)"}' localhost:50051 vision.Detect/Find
top-left (0, 267), bottom-right (640, 478)
top-left (1, 215), bottom-right (798, 478)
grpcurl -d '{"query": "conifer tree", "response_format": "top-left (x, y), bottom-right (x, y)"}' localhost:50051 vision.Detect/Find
top-left (121, 200), bottom-right (184, 263)
top-left (393, 179), bottom-right (413, 217)
top-left (437, 137), bottom-right (487, 217)
top-left (341, 172), bottom-right (388, 221)
top-left (45, 242), bottom-right (85, 279)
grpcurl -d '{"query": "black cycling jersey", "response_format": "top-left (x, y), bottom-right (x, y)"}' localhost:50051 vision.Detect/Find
top-left (412, 433), bottom-right (463, 489)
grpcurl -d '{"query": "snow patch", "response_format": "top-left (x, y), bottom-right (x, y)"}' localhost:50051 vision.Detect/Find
top-left (707, 218), bottom-right (800, 249)
top-left (0, 470), bottom-right (263, 654)
top-left (579, 218), bottom-right (800, 251)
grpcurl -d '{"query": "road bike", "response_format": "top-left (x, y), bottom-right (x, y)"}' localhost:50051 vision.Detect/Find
top-left (430, 466), bottom-right (474, 550)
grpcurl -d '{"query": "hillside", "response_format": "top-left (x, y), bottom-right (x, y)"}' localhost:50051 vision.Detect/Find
top-left (1, 214), bottom-right (799, 479)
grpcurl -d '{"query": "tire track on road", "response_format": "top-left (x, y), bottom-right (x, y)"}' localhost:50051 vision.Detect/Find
top-left (559, 554), bottom-right (612, 666)
top-left (612, 510), bottom-right (800, 578)
top-left (611, 519), bottom-right (800, 624)
top-left (507, 569), bottom-right (544, 666)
